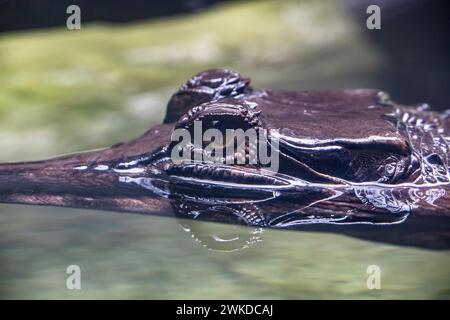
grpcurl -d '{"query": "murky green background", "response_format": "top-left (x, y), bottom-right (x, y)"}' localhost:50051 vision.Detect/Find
top-left (0, 0), bottom-right (449, 299)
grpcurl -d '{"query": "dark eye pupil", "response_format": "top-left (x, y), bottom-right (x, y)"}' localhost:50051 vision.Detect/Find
top-left (204, 120), bottom-right (223, 131)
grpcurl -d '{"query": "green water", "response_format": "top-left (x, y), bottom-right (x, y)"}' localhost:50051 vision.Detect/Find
top-left (0, 0), bottom-right (448, 299)
top-left (0, 205), bottom-right (449, 299)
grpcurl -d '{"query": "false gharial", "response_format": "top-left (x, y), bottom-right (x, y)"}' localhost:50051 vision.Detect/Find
top-left (1, 69), bottom-right (449, 249)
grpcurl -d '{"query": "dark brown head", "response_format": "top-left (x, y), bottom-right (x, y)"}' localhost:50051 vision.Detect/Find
top-left (0, 69), bottom-right (448, 233)
top-left (165, 72), bottom-right (428, 188)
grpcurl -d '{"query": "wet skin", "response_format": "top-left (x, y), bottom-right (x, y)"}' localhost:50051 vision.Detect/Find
top-left (0, 69), bottom-right (449, 249)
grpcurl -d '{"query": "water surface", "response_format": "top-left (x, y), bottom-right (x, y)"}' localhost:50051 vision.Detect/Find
top-left (0, 205), bottom-right (449, 299)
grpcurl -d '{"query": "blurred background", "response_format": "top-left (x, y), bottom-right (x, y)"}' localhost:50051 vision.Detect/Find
top-left (0, 0), bottom-right (449, 299)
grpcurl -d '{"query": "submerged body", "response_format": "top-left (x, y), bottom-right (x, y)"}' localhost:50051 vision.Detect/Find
top-left (0, 69), bottom-right (449, 249)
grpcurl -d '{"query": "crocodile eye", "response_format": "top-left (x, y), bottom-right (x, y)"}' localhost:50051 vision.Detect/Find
top-left (202, 120), bottom-right (245, 151)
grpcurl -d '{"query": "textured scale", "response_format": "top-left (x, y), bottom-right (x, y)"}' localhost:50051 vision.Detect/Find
top-left (0, 69), bottom-right (449, 249)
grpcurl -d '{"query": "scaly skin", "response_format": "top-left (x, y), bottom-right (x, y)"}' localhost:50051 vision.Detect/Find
top-left (0, 69), bottom-right (449, 249)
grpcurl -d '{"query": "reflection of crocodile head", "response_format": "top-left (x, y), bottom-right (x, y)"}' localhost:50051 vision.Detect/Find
top-left (176, 202), bottom-right (264, 252)
top-left (1, 69), bottom-right (449, 249)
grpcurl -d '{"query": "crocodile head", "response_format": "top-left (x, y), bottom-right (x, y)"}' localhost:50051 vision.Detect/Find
top-left (164, 70), bottom-right (422, 190)
top-left (0, 69), bottom-right (449, 248)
